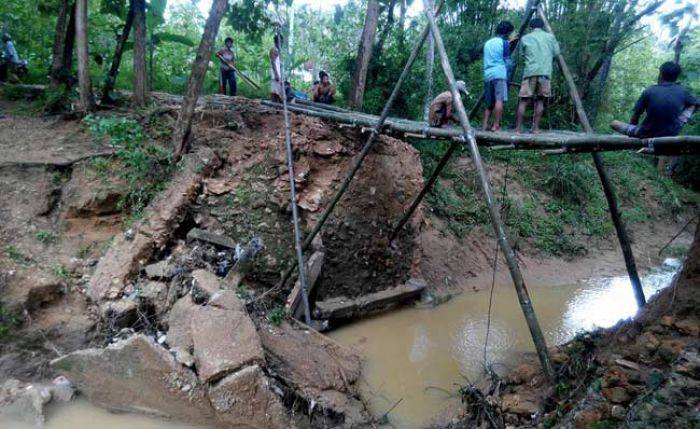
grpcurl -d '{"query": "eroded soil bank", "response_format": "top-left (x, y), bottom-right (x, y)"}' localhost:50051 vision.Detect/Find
top-left (0, 93), bottom-right (698, 429)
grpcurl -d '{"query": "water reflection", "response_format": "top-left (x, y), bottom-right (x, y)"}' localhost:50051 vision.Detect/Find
top-left (331, 260), bottom-right (681, 429)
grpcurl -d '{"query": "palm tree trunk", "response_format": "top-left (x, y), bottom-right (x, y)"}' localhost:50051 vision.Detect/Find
top-left (101, 0), bottom-right (135, 104)
top-left (171, 0), bottom-right (229, 158)
top-left (75, 0), bottom-right (95, 112)
top-left (349, 0), bottom-right (380, 110)
top-left (133, 0), bottom-right (148, 106)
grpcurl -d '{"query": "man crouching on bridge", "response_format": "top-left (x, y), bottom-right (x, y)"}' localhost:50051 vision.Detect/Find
top-left (429, 80), bottom-right (469, 127)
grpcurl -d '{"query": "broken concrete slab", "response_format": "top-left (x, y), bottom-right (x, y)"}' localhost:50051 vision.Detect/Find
top-left (259, 322), bottom-right (361, 394)
top-left (143, 261), bottom-right (176, 281)
top-left (191, 269), bottom-right (221, 302)
top-left (314, 278), bottom-right (427, 321)
top-left (0, 380), bottom-right (52, 426)
top-left (166, 295), bottom-right (198, 351)
top-left (285, 251), bottom-right (325, 320)
top-left (100, 298), bottom-right (138, 329)
top-left (139, 281), bottom-right (169, 315)
top-left (191, 295), bottom-right (264, 383)
top-left (187, 228), bottom-right (237, 249)
top-left (51, 335), bottom-right (216, 425)
top-left (208, 365), bottom-right (290, 429)
top-left (88, 149), bottom-right (221, 302)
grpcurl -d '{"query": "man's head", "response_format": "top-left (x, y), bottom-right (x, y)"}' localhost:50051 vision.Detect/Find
top-left (319, 70), bottom-right (329, 84)
top-left (529, 18), bottom-right (544, 30)
top-left (1, 33), bottom-right (10, 42)
top-left (496, 21), bottom-right (514, 38)
top-left (659, 61), bottom-right (681, 83)
top-left (224, 37), bottom-right (233, 48)
top-left (456, 80), bottom-right (468, 95)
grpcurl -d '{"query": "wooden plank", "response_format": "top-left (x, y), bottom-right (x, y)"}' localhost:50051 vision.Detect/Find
top-left (186, 228), bottom-right (237, 249)
top-left (314, 278), bottom-right (427, 321)
top-left (285, 251), bottom-right (325, 320)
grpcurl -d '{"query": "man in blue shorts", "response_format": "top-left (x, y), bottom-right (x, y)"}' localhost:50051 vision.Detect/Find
top-left (482, 21), bottom-right (515, 131)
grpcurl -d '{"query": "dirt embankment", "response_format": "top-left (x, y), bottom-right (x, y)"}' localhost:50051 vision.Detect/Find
top-left (451, 224), bottom-right (700, 429)
top-left (0, 96), bottom-right (427, 428)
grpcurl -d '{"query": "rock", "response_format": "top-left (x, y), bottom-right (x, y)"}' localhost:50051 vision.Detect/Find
top-left (139, 281), bottom-right (169, 314)
top-left (100, 298), bottom-right (138, 329)
top-left (501, 393), bottom-right (539, 416)
top-left (50, 376), bottom-right (75, 402)
top-left (659, 338), bottom-right (687, 360)
top-left (673, 318), bottom-right (699, 336)
top-left (191, 269), bottom-right (221, 303)
top-left (508, 363), bottom-right (538, 385)
top-left (1, 272), bottom-right (62, 313)
top-left (637, 332), bottom-right (660, 352)
top-left (313, 389), bottom-right (371, 428)
top-left (144, 261), bottom-right (176, 281)
top-left (166, 296), bottom-right (198, 351)
top-left (208, 365), bottom-right (289, 429)
top-left (63, 167), bottom-right (127, 218)
top-left (191, 295), bottom-right (264, 383)
top-left (88, 149), bottom-right (220, 302)
top-left (614, 358), bottom-right (641, 372)
top-left (186, 228), bottom-right (237, 249)
top-left (51, 335), bottom-right (216, 425)
top-left (0, 383), bottom-right (52, 426)
top-left (611, 405), bottom-right (626, 420)
top-left (602, 387), bottom-right (631, 404)
top-left (573, 409), bottom-right (602, 429)
top-left (172, 347), bottom-right (195, 368)
top-left (674, 348), bottom-right (700, 378)
top-left (259, 322), bottom-right (361, 394)
top-left (209, 290), bottom-right (245, 312)
top-left (659, 315), bottom-right (674, 327)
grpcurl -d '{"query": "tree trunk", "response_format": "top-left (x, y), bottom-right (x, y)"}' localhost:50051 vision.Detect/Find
top-left (63, 2), bottom-right (77, 79)
top-left (171, 0), bottom-right (229, 158)
top-left (133, 0), bottom-right (148, 106)
top-left (49, 0), bottom-right (72, 84)
top-left (75, 0), bottom-right (95, 112)
top-left (349, 0), bottom-right (380, 110)
top-left (423, 0), bottom-right (435, 122)
top-left (101, 0), bottom-right (135, 104)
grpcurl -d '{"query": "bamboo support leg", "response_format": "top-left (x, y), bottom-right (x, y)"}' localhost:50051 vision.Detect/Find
top-left (538, 5), bottom-right (645, 308)
top-left (425, 6), bottom-right (555, 381)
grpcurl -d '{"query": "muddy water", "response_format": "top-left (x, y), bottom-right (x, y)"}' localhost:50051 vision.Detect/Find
top-left (330, 260), bottom-right (681, 429)
top-left (0, 399), bottom-right (210, 429)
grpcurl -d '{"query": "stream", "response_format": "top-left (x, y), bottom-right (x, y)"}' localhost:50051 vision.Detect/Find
top-left (330, 259), bottom-right (682, 429)
top-left (0, 260), bottom-right (681, 429)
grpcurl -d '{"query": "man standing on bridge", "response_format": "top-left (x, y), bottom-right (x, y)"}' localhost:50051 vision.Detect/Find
top-left (514, 18), bottom-right (560, 134)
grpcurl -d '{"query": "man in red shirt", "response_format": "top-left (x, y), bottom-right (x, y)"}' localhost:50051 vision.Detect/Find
top-left (216, 37), bottom-right (236, 96)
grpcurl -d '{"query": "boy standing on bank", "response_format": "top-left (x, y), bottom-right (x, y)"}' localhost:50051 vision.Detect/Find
top-left (515, 18), bottom-right (560, 133)
top-left (482, 21), bottom-right (515, 131)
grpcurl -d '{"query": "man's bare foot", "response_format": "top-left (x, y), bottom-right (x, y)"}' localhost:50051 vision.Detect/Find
top-left (514, 128), bottom-right (522, 134)
top-left (532, 128), bottom-right (542, 134)
top-left (490, 125), bottom-right (501, 132)
top-left (610, 120), bottom-right (627, 135)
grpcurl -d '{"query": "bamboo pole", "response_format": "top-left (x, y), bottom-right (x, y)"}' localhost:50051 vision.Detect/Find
top-left (425, 5), bottom-right (555, 381)
top-left (538, 5), bottom-right (646, 308)
top-left (275, 1), bottom-right (446, 290)
top-left (262, 100), bottom-right (700, 154)
top-left (276, 27), bottom-right (312, 325)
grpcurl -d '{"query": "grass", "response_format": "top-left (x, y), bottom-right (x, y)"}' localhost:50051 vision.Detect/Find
top-left (5, 245), bottom-right (30, 264)
top-left (0, 304), bottom-right (20, 339)
top-left (266, 306), bottom-right (285, 326)
top-left (35, 230), bottom-right (57, 244)
top-left (412, 141), bottom-right (698, 257)
top-left (83, 114), bottom-right (175, 220)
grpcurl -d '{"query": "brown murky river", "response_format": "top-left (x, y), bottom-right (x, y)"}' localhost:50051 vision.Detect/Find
top-left (0, 260), bottom-right (680, 429)
top-left (330, 260), bottom-right (680, 429)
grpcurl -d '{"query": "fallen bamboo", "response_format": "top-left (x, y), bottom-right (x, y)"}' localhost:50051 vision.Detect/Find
top-left (426, 5), bottom-right (555, 381)
top-left (262, 100), bottom-right (700, 154)
top-left (538, 5), bottom-right (646, 308)
top-left (275, 0), bottom-right (446, 291)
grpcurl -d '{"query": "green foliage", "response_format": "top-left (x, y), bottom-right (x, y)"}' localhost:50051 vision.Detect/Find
top-left (0, 304), bottom-right (20, 339)
top-left (52, 264), bottom-right (70, 281)
top-left (267, 306), bottom-right (285, 326)
top-left (35, 230), bottom-right (57, 244)
top-left (83, 115), bottom-right (174, 219)
top-left (4, 245), bottom-right (30, 264)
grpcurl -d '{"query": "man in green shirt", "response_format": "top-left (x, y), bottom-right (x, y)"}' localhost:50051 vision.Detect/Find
top-left (515, 18), bottom-right (560, 133)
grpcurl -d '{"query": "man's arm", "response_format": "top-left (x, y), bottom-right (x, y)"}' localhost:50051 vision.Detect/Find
top-left (270, 48), bottom-right (280, 81)
top-left (551, 35), bottom-right (561, 57)
top-left (630, 91), bottom-right (647, 125)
